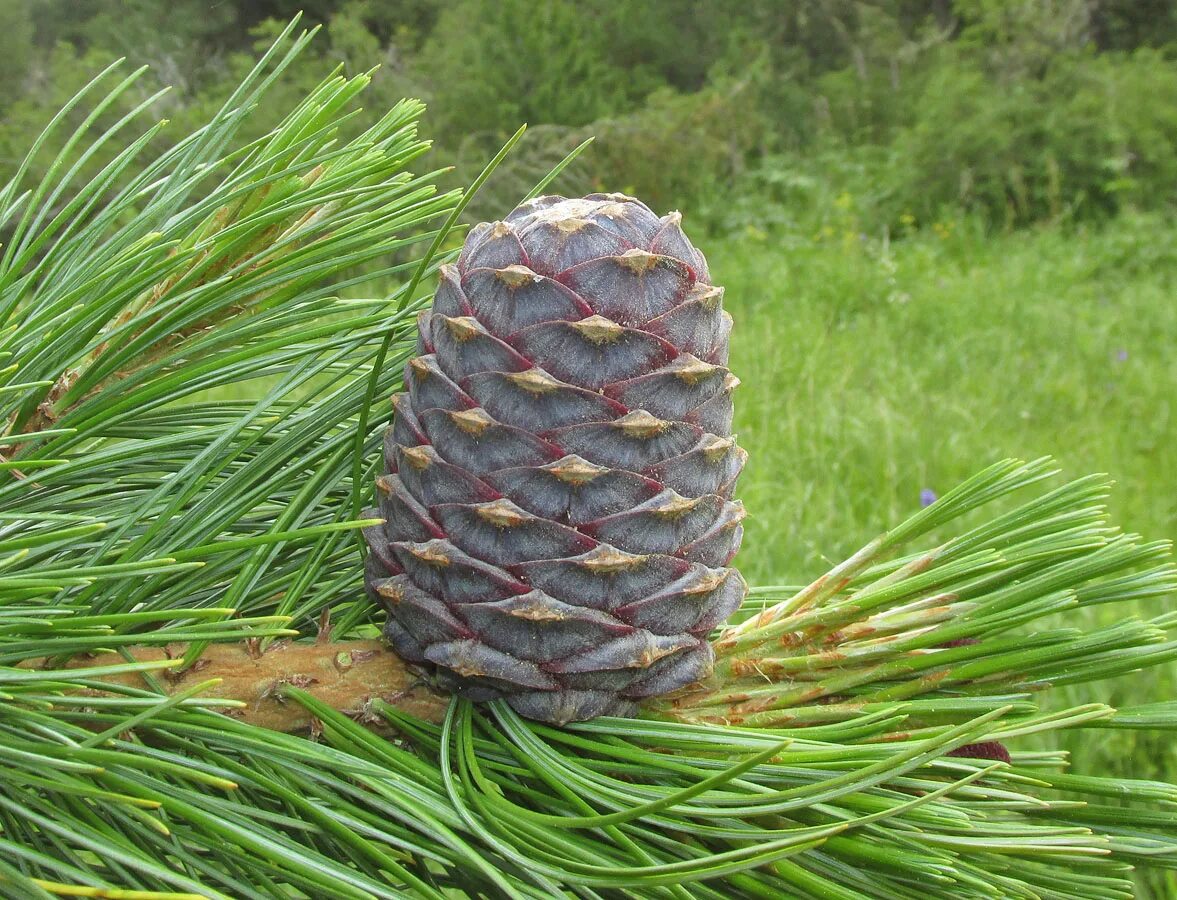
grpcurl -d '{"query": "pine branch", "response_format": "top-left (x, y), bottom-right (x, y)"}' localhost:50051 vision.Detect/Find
top-left (44, 640), bottom-right (448, 731)
top-left (55, 460), bottom-right (1177, 742)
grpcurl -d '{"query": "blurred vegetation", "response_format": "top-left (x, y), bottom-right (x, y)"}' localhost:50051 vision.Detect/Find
top-left (3, 0), bottom-right (1177, 232)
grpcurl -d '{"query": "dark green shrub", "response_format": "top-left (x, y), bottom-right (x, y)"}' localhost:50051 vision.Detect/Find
top-left (883, 48), bottom-right (1177, 228)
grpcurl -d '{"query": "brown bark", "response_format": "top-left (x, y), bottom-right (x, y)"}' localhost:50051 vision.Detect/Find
top-left (62, 640), bottom-right (449, 731)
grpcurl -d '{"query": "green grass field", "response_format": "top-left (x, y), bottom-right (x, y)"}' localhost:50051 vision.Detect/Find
top-left (714, 212), bottom-right (1176, 834)
top-left (719, 214), bottom-right (1175, 583)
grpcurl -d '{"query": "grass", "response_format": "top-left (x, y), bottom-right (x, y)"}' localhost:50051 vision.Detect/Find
top-left (713, 210), bottom-right (1176, 805)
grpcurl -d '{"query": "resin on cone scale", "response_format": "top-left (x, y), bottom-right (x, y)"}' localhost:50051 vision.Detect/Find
top-left (363, 194), bottom-right (747, 724)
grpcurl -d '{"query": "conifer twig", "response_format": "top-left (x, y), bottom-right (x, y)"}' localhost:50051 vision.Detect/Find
top-left (50, 639), bottom-right (449, 730)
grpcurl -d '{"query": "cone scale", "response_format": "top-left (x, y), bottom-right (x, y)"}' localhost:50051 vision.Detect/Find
top-left (364, 194), bottom-right (746, 724)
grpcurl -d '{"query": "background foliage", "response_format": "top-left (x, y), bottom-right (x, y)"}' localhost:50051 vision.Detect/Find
top-left (3, 0), bottom-right (1177, 228)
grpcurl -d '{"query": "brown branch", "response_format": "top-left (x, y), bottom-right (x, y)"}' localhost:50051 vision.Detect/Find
top-left (62, 640), bottom-right (449, 731)
top-left (58, 641), bottom-right (1007, 758)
